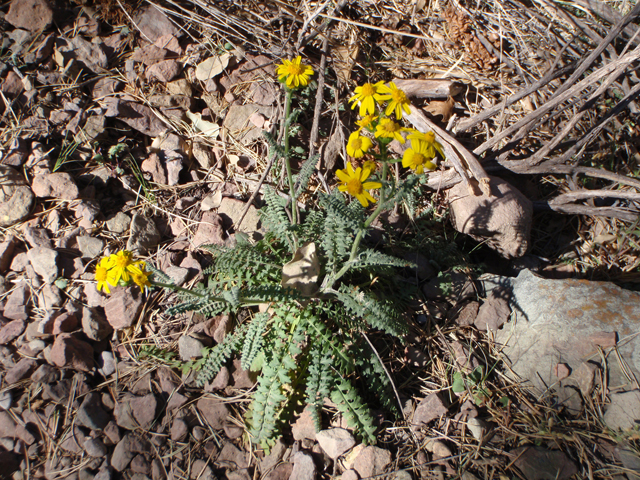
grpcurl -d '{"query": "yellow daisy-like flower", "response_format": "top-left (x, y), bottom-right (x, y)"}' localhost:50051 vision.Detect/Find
top-left (276, 56), bottom-right (314, 88)
top-left (362, 160), bottom-right (377, 176)
top-left (355, 114), bottom-right (378, 132)
top-left (349, 81), bottom-right (386, 116)
top-left (109, 250), bottom-right (137, 284)
top-left (407, 130), bottom-right (445, 159)
top-left (346, 131), bottom-right (373, 159)
top-left (378, 82), bottom-right (411, 120)
top-left (374, 118), bottom-right (408, 144)
top-left (402, 140), bottom-right (438, 174)
top-left (336, 163), bottom-right (382, 207)
top-left (95, 257), bottom-right (116, 294)
top-left (129, 262), bottom-right (152, 290)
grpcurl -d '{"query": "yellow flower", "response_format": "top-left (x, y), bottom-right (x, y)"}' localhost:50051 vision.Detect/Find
top-left (95, 257), bottom-right (116, 294)
top-left (356, 114), bottom-right (378, 131)
top-left (129, 262), bottom-right (152, 290)
top-left (402, 139), bottom-right (437, 174)
top-left (346, 131), bottom-right (373, 159)
top-left (349, 81), bottom-right (385, 116)
top-left (374, 118), bottom-right (408, 144)
top-left (378, 82), bottom-right (411, 119)
top-left (109, 250), bottom-right (137, 284)
top-left (276, 56), bottom-right (314, 88)
top-left (362, 160), bottom-right (377, 176)
top-left (336, 163), bottom-right (382, 207)
top-left (407, 130), bottom-right (445, 159)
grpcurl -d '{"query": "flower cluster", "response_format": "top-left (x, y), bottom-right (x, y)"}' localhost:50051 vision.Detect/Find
top-left (95, 250), bottom-right (151, 294)
top-left (336, 80), bottom-right (445, 206)
top-left (276, 56), bottom-right (314, 89)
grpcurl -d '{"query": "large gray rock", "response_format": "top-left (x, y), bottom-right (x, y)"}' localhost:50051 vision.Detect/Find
top-left (0, 166), bottom-right (34, 227)
top-left (487, 269), bottom-right (640, 428)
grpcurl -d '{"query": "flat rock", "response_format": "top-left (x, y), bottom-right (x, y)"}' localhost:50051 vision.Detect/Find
top-left (223, 104), bottom-right (275, 145)
top-left (77, 236), bottom-right (105, 259)
top-left (27, 247), bottom-right (58, 283)
top-left (4, 357), bottom-right (37, 384)
top-left (50, 334), bottom-right (94, 372)
top-left (316, 428), bottom-right (356, 459)
top-left (289, 452), bottom-right (316, 480)
top-left (24, 226), bottom-right (52, 248)
top-left (131, 44), bottom-right (169, 65)
top-left (474, 288), bottom-right (511, 332)
top-left (218, 197), bottom-right (263, 239)
top-left (106, 212), bottom-right (131, 234)
top-left (141, 153), bottom-right (167, 184)
top-left (104, 287), bottom-right (144, 330)
top-left (0, 236), bottom-right (17, 272)
top-left (604, 390), bottom-right (640, 431)
top-left (196, 397), bottom-right (229, 430)
top-left (412, 393), bottom-right (448, 430)
top-left (447, 175), bottom-right (532, 259)
top-left (127, 213), bottom-right (161, 254)
top-left (82, 307), bottom-right (113, 341)
top-left (31, 172), bottom-right (79, 200)
top-left (353, 446), bottom-right (392, 478)
top-left (178, 334), bottom-right (206, 361)
top-left (511, 446), bottom-right (578, 480)
top-left (146, 59), bottom-right (182, 83)
top-left (191, 212), bottom-right (225, 248)
top-left (55, 36), bottom-right (108, 74)
top-left (0, 166), bottom-right (34, 227)
top-left (77, 392), bottom-right (110, 430)
top-left (133, 5), bottom-right (180, 43)
top-left (489, 270), bottom-right (640, 398)
top-left (0, 319), bottom-right (26, 345)
top-left (114, 393), bottom-right (158, 430)
top-left (5, 0), bottom-right (53, 32)
top-left (102, 98), bottom-right (167, 137)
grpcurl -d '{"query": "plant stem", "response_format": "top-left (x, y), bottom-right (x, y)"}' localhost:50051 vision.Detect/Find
top-left (283, 90), bottom-right (298, 228)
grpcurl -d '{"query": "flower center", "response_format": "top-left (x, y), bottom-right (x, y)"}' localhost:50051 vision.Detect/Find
top-left (347, 178), bottom-right (363, 196)
top-left (361, 84), bottom-right (375, 96)
top-left (392, 89), bottom-right (408, 104)
top-left (288, 64), bottom-right (304, 75)
top-left (113, 256), bottom-right (129, 268)
top-left (383, 121), bottom-right (399, 133)
top-left (95, 266), bottom-right (108, 281)
top-left (412, 153), bottom-right (425, 166)
top-left (351, 138), bottom-right (363, 150)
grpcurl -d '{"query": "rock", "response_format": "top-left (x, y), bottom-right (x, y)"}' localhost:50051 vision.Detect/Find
top-left (24, 227), bottom-right (52, 248)
top-left (102, 98), bottom-right (167, 137)
top-left (353, 446), bottom-right (392, 478)
top-left (0, 236), bottom-right (17, 272)
top-left (114, 394), bottom-right (158, 430)
top-left (165, 154), bottom-right (183, 186)
top-left (3, 284), bottom-right (29, 320)
top-left (0, 166), bottom-right (35, 227)
top-left (104, 288), bottom-right (144, 330)
top-left (412, 393), bottom-right (448, 430)
top-left (31, 172), bottom-right (79, 200)
top-left (77, 392), bottom-right (110, 430)
top-left (30, 364), bottom-right (58, 383)
top-left (474, 289), bottom-right (511, 332)
top-left (190, 460), bottom-right (214, 480)
top-left (447, 176), bottom-right (532, 258)
top-left (423, 271), bottom-right (475, 304)
top-left (229, 358), bottom-right (257, 388)
top-left (223, 104), bottom-right (275, 145)
top-left (27, 247), bottom-right (58, 283)
top-left (0, 391), bottom-right (11, 410)
top-left (170, 418), bottom-right (188, 442)
top-left (466, 417), bottom-right (490, 442)
top-left (0, 411), bottom-right (36, 445)
top-left (217, 197), bottom-right (263, 238)
top-left (292, 406), bottom-right (317, 441)
top-left (425, 439), bottom-right (452, 461)
top-left (216, 442), bottom-right (250, 469)
top-left (76, 236), bottom-right (105, 259)
top-left (84, 437), bottom-right (108, 457)
top-left (165, 265), bottom-right (189, 286)
top-left (130, 454), bottom-right (151, 475)
top-left (131, 44), bottom-right (169, 65)
top-left (5, 0), bottom-right (53, 32)
top-left (106, 212), bottom-right (131, 233)
top-left (146, 60), bottom-right (182, 83)
top-left (604, 390), bottom-right (640, 431)
top-left (191, 212), bottom-right (225, 248)
top-left (4, 358), bottom-right (37, 384)
top-left (133, 5), bottom-right (180, 43)
top-left (141, 153), bottom-right (168, 185)
top-left (52, 312), bottom-right (78, 334)
top-left (178, 335), bottom-right (205, 361)
top-left (82, 307), bottom-right (112, 341)
top-left (290, 452), bottom-right (316, 480)
top-left (0, 319), bottom-right (26, 344)
top-left (77, 115), bottom-right (107, 143)
top-left (192, 141), bottom-right (216, 169)
top-left (316, 428), bottom-right (356, 459)
top-left (111, 434), bottom-right (150, 472)
top-left (489, 269), bottom-right (640, 395)
top-left (511, 446), bottom-right (578, 480)
top-left (615, 444), bottom-right (640, 480)
top-left (99, 351), bottom-right (117, 377)
top-left (339, 470), bottom-right (359, 480)
top-left (127, 214), bottom-right (161, 254)
top-left (196, 397), bottom-right (229, 430)
top-left (50, 334), bottom-right (94, 372)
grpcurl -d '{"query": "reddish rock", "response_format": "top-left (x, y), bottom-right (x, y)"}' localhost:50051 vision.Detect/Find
top-left (0, 236), bottom-right (17, 273)
top-left (31, 172), bottom-right (79, 200)
top-left (0, 411), bottom-right (36, 445)
top-left (1, 72), bottom-right (24, 99)
top-left (4, 358), bottom-right (37, 384)
top-left (104, 288), bottom-right (144, 330)
top-left (130, 44), bottom-right (169, 65)
top-left (230, 359), bottom-right (258, 389)
top-left (411, 393), bottom-right (448, 430)
top-left (52, 312), bottom-right (78, 334)
top-left (474, 289), bottom-right (511, 332)
top-left (6, 0), bottom-right (54, 32)
top-left (191, 212), bottom-right (225, 248)
top-left (196, 397), bottom-right (229, 430)
top-left (353, 446), bottom-right (392, 478)
top-left (146, 59), bottom-right (182, 83)
top-left (141, 153), bottom-right (167, 185)
top-left (0, 166), bottom-right (35, 228)
top-left (50, 334), bottom-right (94, 372)
top-left (133, 4), bottom-right (180, 42)
top-left (3, 284), bottom-right (29, 321)
top-left (511, 446), bottom-right (578, 480)
top-left (0, 319), bottom-right (26, 344)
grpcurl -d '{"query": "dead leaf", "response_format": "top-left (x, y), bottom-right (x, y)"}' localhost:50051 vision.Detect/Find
top-left (186, 111), bottom-right (220, 139)
top-left (281, 242), bottom-right (320, 297)
top-left (195, 53), bottom-right (232, 81)
top-left (320, 128), bottom-right (343, 171)
top-left (424, 96), bottom-right (455, 122)
top-left (332, 44), bottom-right (359, 85)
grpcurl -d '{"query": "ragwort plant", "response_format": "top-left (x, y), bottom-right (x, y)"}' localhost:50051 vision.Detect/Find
top-left (95, 56), bottom-right (445, 451)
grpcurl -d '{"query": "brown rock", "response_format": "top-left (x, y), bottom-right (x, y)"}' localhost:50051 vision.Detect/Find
top-left (474, 289), bottom-right (511, 332)
top-left (447, 176), bottom-right (532, 258)
top-left (102, 98), bottom-right (167, 137)
top-left (1, 71), bottom-right (24, 99)
top-left (264, 463), bottom-right (292, 480)
top-left (31, 172), bottom-right (79, 200)
top-left (511, 446), bottom-right (578, 480)
top-left (229, 358), bottom-right (257, 389)
top-left (353, 446), bottom-right (392, 478)
top-left (52, 312), bottom-right (78, 334)
top-left (0, 319), bottom-right (26, 344)
top-left (216, 441), bottom-right (250, 469)
top-left (5, 0), bottom-right (53, 32)
top-left (412, 393), bottom-right (448, 430)
top-left (0, 411), bottom-right (36, 445)
top-left (0, 236), bottom-right (17, 273)
top-left (4, 357), bottom-right (37, 384)
top-left (131, 44), bottom-right (169, 65)
top-left (104, 288), bottom-right (144, 330)
top-left (146, 59), bottom-right (182, 83)
top-left (196, 397), bottom-right (229, 430)
top-left (141, 153), bottom-right (167, 184)
top-left (50, 333), bottom-right (94, 372)
top-left (133, 5), bottom-right (180, 43)
top-left (3, 284), bottom-right (29, 320)
top-left (191, 212), bottom-right (225, 248)
top-left (292, 407), bottom-right (317, 441)
top-left (0, 166), bottom-right (35, 227)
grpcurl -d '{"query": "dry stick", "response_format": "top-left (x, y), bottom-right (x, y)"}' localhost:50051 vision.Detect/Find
top-left (233, 154), bottom-right (278, 231)
top-left (534, 202), bottom-right (639, 222)
top-left (473, 43), bottom-right (640, 156)
top-left (549, 190), bottom-right (640, 205)
top-left (405, 106), bottom-right (492, 197)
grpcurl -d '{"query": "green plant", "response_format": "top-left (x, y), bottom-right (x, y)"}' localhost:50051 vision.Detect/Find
top-left (124, 62), bottom-right (448, 451)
